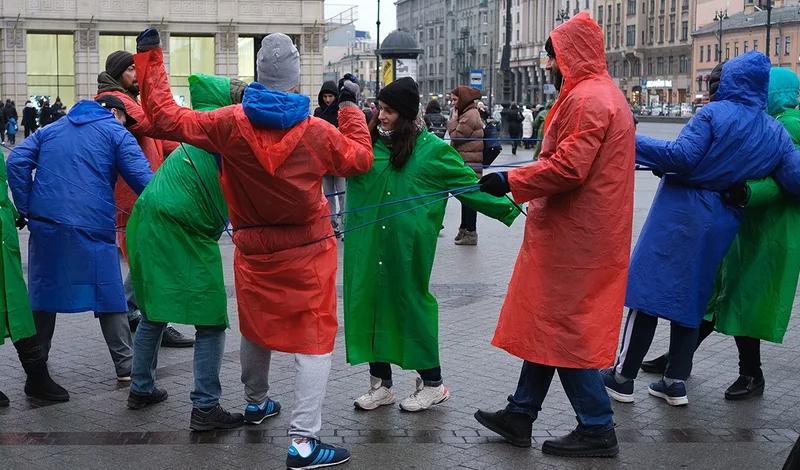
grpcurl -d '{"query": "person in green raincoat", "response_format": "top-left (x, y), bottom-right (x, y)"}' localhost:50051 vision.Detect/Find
top-left (0, 158), bottom-right (68, 405)
top-left (344, 77), bottom-right (520, 412)
top-left (640, 66), bottom-right (800, 401)
top-left (126, 73), bottom-right (248, 431)
top-left (532, 101), bottom-right (553, 159)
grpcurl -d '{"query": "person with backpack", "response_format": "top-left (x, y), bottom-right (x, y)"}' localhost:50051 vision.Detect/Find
top-left (423, 99), bottom-right (447, 139)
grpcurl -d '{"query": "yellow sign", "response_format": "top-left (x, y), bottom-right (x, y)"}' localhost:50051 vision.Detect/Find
top-left (382, 59), bottom-right (394, 86)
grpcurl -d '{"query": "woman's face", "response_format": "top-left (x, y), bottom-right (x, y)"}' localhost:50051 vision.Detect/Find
top-left (451, 94), bottom-right (459, 107)
top-left (378, 102), bottom-right (400, 131)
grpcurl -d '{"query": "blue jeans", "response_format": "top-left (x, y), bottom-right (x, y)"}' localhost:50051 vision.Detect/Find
top-left (506, 361), bottom-right (615, 433)
top-left (130, 317), bottom-right (226, 409)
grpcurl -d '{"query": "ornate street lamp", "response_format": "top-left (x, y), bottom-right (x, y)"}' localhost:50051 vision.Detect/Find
top-left (713, 9), bottom-right (728, 63)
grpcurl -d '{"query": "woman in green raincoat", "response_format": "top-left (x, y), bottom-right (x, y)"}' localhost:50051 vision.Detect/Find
top-left (126, 73), bottom-right (247, 430)
top-left (641, 67), bottom-right (800, 401)
top-left (344, 77), bottom-right (520, 412)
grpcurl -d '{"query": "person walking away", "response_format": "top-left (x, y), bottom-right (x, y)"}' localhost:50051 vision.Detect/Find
top-left (134, 29), bottom-right (374, 469)
top-left (5, 117), bottom-right (17, 145)
top-left (521, 105), bottom-right (534, 149)
top-left (7, 95), bottom-right (153, 386)
top-left (97, 49), bottom-right (193, 348)
top-left (22, 101), bottom-right (38, 138)
top-left (447, 86), bottom-right (484, 246)
top-left (474, 13), bottom-right (635, 457)
top-left (345, 77), bottom-right (520, 413)
top-left (314, 80), bottom-right (347, 237)
top-left (423, 99), bottom-right (447, 139)
top-left (503, 103), bottom-right (524, 155)
top-left (603, 53), bottom-right (800, 408)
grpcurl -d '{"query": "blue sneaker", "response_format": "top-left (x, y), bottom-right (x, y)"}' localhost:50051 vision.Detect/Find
top-left (601, 368), bottom-right (635, 403)
top-left (286, 439), bottom-right (350, 469)
top-left (648, 379), bottom-right (688, 406)
top-left (244, 398), bottom-right (281, 424)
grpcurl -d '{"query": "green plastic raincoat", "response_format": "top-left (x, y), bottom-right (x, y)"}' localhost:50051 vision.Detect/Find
top-left (127, 73), bottom-right (231, 327)
top-left (706, 67), bottom-right (800, 343)
top-left (344, 130), bottom-right (520, 370)
top-left (0, 161), bottom-right (36, 344)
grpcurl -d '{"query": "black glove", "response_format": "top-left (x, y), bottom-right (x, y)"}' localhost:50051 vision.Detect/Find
top-left (651, 169), bottom-right (664, 178)
top-left (136, 28), bottom-right (161, 53)
top-left (338, 74), bottom-right (359, 104)
top-left (721, 182), bottom-right (750, 207)
top-left (15, 215), bottom-right (27, 230)
top-left (479, 172), bottom-right (510, 197)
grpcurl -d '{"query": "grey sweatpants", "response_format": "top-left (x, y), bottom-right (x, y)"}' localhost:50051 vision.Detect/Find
top-left (240, 336), bottom-right (331, 439)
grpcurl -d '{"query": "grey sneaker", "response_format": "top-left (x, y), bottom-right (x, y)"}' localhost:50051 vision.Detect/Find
top-left (454, 228), bottom-right (466, 242)
top-left (454, 230), bottom-right (478, 246)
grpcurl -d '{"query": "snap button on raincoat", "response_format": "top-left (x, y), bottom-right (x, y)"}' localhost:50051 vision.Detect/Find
top-left (626, 51), bottom-right (800, 328)
top-left (491, 12), bottom-right (636, 369)
top-left (135, 49), bottom-right (374, 354)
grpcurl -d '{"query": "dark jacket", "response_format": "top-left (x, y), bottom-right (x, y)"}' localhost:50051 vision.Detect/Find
top-left (423, 101), bottom-right (447, 138)
top-left (313, 81), bottom-right (339, 128)
top-left (3, 104), bottom-right (17, 122)
top-left (22, 104), bottom-right (38, 129)
top-left (503, 106), bottom-right (524, 137)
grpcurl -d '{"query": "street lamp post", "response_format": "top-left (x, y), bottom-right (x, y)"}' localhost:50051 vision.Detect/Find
top-left (713, 9), bottom-right (728, 63)
top-left (376, 0), bottom-right (381, 96)
top-left (765, 0), bottom-right (773, 58)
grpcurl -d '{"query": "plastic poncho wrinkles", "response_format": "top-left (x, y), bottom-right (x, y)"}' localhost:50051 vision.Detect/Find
top-left (7, 101), bottom-right (152, 313)
top-left (127, 74), bottom-right (232, 327)
top-left (706, 67), bottom-right (800, 342)
top-left (491, 12), bottom-right (636, 369)
top-left (134, 48), bottom-right (374, 354)
top-left (344, 132), bottom-right (519, 370)
top-left (627, 51), bottom-right (800, 328)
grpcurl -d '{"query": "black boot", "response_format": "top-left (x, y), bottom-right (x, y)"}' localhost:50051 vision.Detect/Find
top-left (724, 375), bottom-right (765, 401)
top-left (474, 409), bottom-right (533, 447)
top-left (190, 404), bottom-right (244, 431)
top-left (161, 326), bottom-right (195, 348)
top-left (0, 390), bottom-right (8, 407)
top-left (542, 428), bottom-right (619, 458)
top-left (127, 387), bottom-right (169, 410)
top-left (15, 337), bottom-right (69, 402)
top-left (640, 353), bottom-right (668, 374)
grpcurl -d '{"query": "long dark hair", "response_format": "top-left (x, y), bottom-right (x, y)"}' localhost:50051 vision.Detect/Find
top-left (368, 112), bottom-right (418, 170)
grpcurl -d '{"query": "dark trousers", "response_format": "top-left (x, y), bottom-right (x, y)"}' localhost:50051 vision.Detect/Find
top-left (506, 361), bottom-right (614, 433)
top-left (459, 204), bottom-right (477, 231)
top-left (369, 362), bottom-right (442, 387)
top-left (616, 309), bottom-right (699, 381)
top-left (24, 127), bottom-right (35, 138)
top-left (7, 134), bottom-right (14, 145)
top-left (696, 318), bottom-right (762, 378)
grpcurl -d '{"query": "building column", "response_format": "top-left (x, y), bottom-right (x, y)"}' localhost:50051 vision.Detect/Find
top-left (215, 28), bottom-right (239, 78)
top-left (74, 25), bottom-right (99, 101)
top-left (300, 25), bottom-right (324, 101)
top-left (1, 20), bottom-right (28, 107)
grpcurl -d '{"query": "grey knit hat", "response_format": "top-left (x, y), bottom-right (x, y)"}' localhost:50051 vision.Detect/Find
top-left (256, 34), bottom-right (300, 92)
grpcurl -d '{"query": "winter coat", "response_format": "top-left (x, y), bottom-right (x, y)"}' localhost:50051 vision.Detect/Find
top-left (447, 104), bottom-right (484, 175)
top-left (344, 131), bottom-right (520, 370)
top-left (532, 102), bottom-right (554, 159)
top-left (127, 74), bottom-right (232, 328)
top-left (313, 81), bottom-right (339, 128)
top-left (96, 71), bottom-right (178, 257)
top-left (522, 108), bottom-right (534, 138)
top-left (39, 105), bottom-right (53, 127)
top-left (7, 100), bottom-right (152, 313)
top-left (3, 104), bottom-right (17, 122)
top-left (5, 117), bottom-right (16, 136)
top-left (627, 51), bottom-right (800, 328)
top-left (22, 104), bottom-right (37, 130)
top-left (503, 107), bottom-right (524, 138)
top-left (491, 12), bottom-right (636, 369)
top-left (135, 48), bottom-right (373, 354)
top-left (0, 161), bottom-right (35, 344)
top-left (706, 67), bottom-right (800, 342)
top-left (424, 112), bottom-right (447, 139)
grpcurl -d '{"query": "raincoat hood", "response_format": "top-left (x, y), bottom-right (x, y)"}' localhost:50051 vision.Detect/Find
top-left (317, 81), bottom-right (338, 108)
top-left (714, 51), bottom-right (770, 109)
top-left (189, 73), bottom-right (231, 111)
top-left (550, 12), bottom-right (606, 85)
top-left (242, 82), bottom-right (310, 130)
top-left (767, 67), bottom-right (800, 117)
top-left (67, 100), bottom-right (117, 126)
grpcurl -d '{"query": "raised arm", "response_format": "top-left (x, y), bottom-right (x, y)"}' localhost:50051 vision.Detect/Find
top-left (6, 130), bottom-right (41, 216)
top-left (771, 132), bottom-right (800, 197)
top-left (635, 106), bottom-right (713, 174)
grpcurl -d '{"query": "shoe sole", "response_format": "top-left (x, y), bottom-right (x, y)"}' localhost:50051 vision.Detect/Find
top-left (354, 396), bottom-right (396, 411)
top-left (398, 392), bottom-right (449, 412)
top-left (244, 409), bottom-right (281, 425)
top-left (648, 388), bottom-right (688, 406)
top-left (604, 386), bottom-right (635, 404)
top-left (473, 411), bottom-right (532, 448)
top-left (541, 442), bottom-right (619, 458)
top-left (287, 455), bottom-right (350, 470)
top-left (724, 384), bottom-right (765, 401)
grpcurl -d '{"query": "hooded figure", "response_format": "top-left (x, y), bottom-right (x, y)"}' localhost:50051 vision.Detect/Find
top-left (474, 12), bottom-right (635, 457)
top-left (313, 80), bottom-right (339, 127)
top-left (605, 51), bottom-right (800, 409)
top-left (423, 99), bottom-right (447, 138)
top-left (315, 81), bottom-right (347, 234)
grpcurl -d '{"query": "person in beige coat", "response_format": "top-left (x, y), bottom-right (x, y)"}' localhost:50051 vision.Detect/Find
top-left (447, 86), bottom-right (484, 245)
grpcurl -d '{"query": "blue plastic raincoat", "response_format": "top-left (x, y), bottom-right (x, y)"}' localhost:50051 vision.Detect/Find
top-left (7, 100), bottom-right (152, 313)
top-left (626, 51), bottom-right (800, 327)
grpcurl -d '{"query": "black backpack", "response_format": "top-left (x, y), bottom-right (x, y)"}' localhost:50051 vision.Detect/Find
top-left (482, 122), bottom-right (502, 166)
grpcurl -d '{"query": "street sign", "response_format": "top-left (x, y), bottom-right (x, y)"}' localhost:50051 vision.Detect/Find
top-left (544, 84), bottom-right (556, 95)
top-left (470, 69), bottom-right (483, 90)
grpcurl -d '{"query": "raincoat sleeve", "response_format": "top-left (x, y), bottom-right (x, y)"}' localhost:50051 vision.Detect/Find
top-left (772, 136), bottom-right (800, 197)
top-left (319, 105), bottom-right (374, 177)
top-left (114, 130), bottom-right (153, 195)
top-left (745, 177), bottom-right (784, 208)
top-left (507, 97), bottom-right (609, 203)
top-left (6, 130), bottom-right (41, 216)
top-left (134, 49), bottom-right (237, 155)
top-left (634, 107), bottom-right (713, 174)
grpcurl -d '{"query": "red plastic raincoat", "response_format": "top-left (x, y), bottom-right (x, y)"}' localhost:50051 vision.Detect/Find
top-left (491, 12), bottom-right (636, 369)
top-left (135, 49), bottom-right (373, 354)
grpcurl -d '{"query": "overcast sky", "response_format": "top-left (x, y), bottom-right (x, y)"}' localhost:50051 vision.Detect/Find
top-left (325, 1), bottom-right (397, 43)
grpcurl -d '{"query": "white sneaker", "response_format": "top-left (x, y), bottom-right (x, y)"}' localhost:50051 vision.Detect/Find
top-left (399, 378), bottom-right (450, 412)
top-left (354, 376), bottom-right (396, 410)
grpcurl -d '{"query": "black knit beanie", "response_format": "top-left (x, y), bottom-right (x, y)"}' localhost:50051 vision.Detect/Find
top-left (377, 77), bottom-right (420, 120)
top-left (105, 51), bottom-right (134, 80)
top-left (708, 61), bottom-right (725, 102)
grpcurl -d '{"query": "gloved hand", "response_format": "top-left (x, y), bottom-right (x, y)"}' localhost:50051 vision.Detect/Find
top-left (15, 215), bottom-right (27, 230)
top-left (136, 28), bottom-right (161, 53)
top-left (338, 73), bottom-right (360, 105)
top-left (721, 182), bottom-right (750, 207)
top-left (479, 171), bottom-right (510, 197)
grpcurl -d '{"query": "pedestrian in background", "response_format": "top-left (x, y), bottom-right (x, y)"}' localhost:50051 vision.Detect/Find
top-left (522, 105), bottom-right (534, 149)
top-left (22, 100), bottom-right (38, 138)
top-left (503, 103), bottom-right (524, 155)
top-left (423, 99), bottom-right (447, 139)
top-left (314, 80), bottom-right (347, 238)
top-left (5, 116), bottom-right (17, 145)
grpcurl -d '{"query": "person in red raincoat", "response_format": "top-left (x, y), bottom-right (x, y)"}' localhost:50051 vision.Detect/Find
top-left (133, 29), bottom-right (371, 468)
top-left (474, 12), bottom-right (635, 458)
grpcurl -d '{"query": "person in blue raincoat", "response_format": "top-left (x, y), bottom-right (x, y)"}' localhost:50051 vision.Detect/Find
top-left (7, 95), bottom-right (153, 384)
top-left (602, 52), bottom-right (800, 407)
